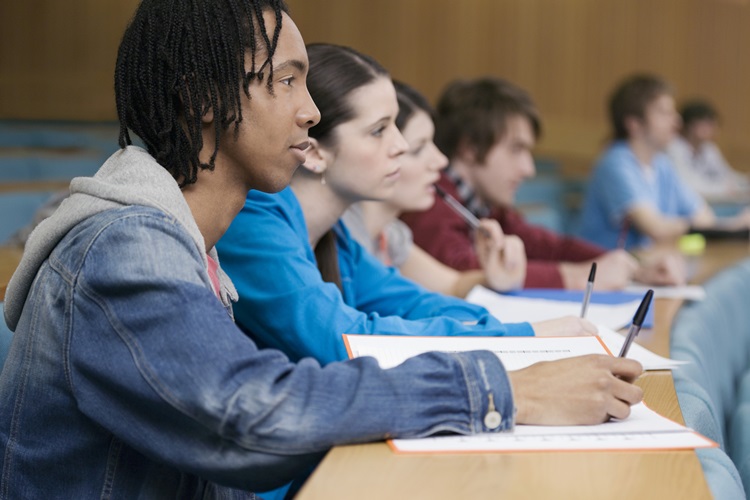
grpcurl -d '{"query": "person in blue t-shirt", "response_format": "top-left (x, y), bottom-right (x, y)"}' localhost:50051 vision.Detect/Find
top-left (218, 44), bottom-right (597, 366)
top-left (578, 74), bottom-right (750, 250)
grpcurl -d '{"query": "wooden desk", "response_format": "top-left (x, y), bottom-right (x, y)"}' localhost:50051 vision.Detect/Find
top-left (297, 241), bottom-right (750, 500)
top-left (0, 245), bottom-right (23, 301)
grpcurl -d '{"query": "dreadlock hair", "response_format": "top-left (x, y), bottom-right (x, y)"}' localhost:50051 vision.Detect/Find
top-left (115, 0), bottom-right (288, 187)
top-left (434, 77), bottom-right (541, 165)
top-left (608, 74), bottom-right (672, 141)
top-left (393, 80), bottom-right (434, 132)
top-left (305, 43), bottom-right (389, 291)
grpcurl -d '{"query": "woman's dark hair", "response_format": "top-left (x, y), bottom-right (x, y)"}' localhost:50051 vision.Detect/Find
top-left (393, 80), bottom-right (434, 132)
top-left (609, 74), bottom-right (672, 141)
top-left (434, 77), bottom-right (541, 164)
top-left (306, 43), bottom-right (389, 147)
top-left (305, 43), bottom-right (389, 289)
top-left (115, 0), bottom-right (288, 187)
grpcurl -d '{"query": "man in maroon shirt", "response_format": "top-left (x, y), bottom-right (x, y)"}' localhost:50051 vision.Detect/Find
top-left (402, 77), bottom-right (684, 289)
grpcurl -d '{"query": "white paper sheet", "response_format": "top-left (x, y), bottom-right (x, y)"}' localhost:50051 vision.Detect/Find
top-left (345, 334), bottom-right (610, 371)
top-left (625, 284), bottom-right (706, 301)
top-left (343, 334), bottom-right (713, 453)
top-left (391, 403), bottom-right (713, 453)
top-left (596, 325), bottom-right (688, 370)
top-left (463, 286), bottom-right (684, 370)
top-left (466, 286), bottom-right (640, 330)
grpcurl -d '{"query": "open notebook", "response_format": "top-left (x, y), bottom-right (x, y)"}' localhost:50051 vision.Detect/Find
top-left (344, 334), bottom-right (714, 454)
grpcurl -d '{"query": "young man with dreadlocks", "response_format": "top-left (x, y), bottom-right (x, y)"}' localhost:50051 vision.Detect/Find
top-left (0, 1), bottom-right (643, 498)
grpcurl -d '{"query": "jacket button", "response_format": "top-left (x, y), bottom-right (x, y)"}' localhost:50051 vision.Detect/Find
top-left (484, 410), bottom-right (502, 429)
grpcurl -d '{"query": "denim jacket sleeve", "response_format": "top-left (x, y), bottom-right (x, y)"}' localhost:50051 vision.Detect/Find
top-left (68, 208), bottom-right (516, 492)
top-left (217, 191), bottom-right (533, 365)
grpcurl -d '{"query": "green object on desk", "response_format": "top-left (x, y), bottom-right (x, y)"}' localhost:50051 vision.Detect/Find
top-left (679, 233), bottom-right (706, 256)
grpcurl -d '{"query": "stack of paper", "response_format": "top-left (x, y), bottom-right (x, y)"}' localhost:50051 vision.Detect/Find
top-left (465, 286), bottom-right (686, 370)
top-left (466, 286), bottom-right (645, 330)
top-left (343, 334), bottom-right (714, 454)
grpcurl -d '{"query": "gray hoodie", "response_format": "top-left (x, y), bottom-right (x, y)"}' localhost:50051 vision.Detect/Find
top-left (4, 146), bottom-right (237, 330)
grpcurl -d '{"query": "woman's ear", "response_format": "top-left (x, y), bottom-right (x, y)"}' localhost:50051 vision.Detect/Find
top-left (301, 137), bottom-right (330, 174)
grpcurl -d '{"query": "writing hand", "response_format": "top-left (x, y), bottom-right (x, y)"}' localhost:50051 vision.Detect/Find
top-left (508, 354), bottom-right (644, 425)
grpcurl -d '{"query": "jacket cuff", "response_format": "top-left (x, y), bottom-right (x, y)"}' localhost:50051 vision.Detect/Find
top-left (453, 351), bottom-right (516, 433)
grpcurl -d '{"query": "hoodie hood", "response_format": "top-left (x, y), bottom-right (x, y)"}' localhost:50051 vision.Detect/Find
top-left (4, 146), bottom-right (237, 330)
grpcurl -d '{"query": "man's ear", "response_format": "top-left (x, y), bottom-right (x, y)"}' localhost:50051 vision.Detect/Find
top-left (202, 104), bottom-right (214, 125)
top-left (455, 138), bottom-right (478, 166)
top-left (300, 137), bottom-right (330, 174)
top-left (624, 115), bottom-right (642, 138)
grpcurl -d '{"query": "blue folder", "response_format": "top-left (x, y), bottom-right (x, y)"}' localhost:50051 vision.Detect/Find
top-left (506, 288), bottom-right (655, 329)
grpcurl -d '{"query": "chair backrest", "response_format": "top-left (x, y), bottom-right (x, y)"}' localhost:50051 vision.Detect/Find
top-left (672, 259), bottom-right (750, 439)
top-left (671, 258), bottom-right (750, 495)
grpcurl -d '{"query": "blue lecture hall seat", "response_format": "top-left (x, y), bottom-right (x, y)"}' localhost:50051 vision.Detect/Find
top-left (0, 120), bottom-right (126, 245)
top-left (515, 159), bottom-right (566, 234)
top-left (0, 191), bottom-right (59, 243)
top-left (0, 120), bottom-right (119, 154)
top-left (671, 258), bottom-right (750, 498)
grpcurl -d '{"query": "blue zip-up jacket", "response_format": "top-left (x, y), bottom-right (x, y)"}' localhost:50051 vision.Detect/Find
top-left (217, 187), bottom-right (533, 365)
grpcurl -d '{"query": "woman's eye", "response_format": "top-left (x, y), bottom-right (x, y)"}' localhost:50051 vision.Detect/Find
top-left (280, 77), bottom-right (294, 86)
top-left (372, 126), bottom-right (386, 137)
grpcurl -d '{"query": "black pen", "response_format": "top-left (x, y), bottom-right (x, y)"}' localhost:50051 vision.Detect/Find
top-left (434, 184), bottom-right (481, 231)
top-left (580, 262), bottom-right (597, 318)
top-left (618, 289), bottom-right (654, 357)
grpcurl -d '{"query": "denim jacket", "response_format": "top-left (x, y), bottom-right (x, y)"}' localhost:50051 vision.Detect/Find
top-left (0, 147), bottom-right (516, 499)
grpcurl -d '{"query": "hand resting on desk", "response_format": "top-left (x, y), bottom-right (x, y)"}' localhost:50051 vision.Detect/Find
top-left (633, 250), bottom-right (687, 286)
top-left (508, 354), bottom-right (644, 425)
top-left (560, 250), bottom-right (637, 290)
top-left (560, 249), bottom-right (687, 290)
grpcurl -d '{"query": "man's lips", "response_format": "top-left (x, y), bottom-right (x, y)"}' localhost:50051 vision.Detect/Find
top-left (291, 141), bottom-right (310, 151)
top-left (289, 141), bottom-right (310, 163)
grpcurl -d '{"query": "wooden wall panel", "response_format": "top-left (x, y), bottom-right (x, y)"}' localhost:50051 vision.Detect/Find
top-left (287, 0), bottom-right (750, 173)
top-left (1, 0), bottom-right (749, 171)
top-left (0, 0), bottom-right (140, 121)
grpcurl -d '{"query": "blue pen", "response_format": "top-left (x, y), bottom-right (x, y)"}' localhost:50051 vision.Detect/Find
top-left (580, 262), bottom-right (597, 318)
top-left (618, 289), bottom-right (654, 357)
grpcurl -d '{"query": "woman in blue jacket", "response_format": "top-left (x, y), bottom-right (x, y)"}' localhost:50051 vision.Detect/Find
top-left (217, 44), bottom-right (595, 365)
